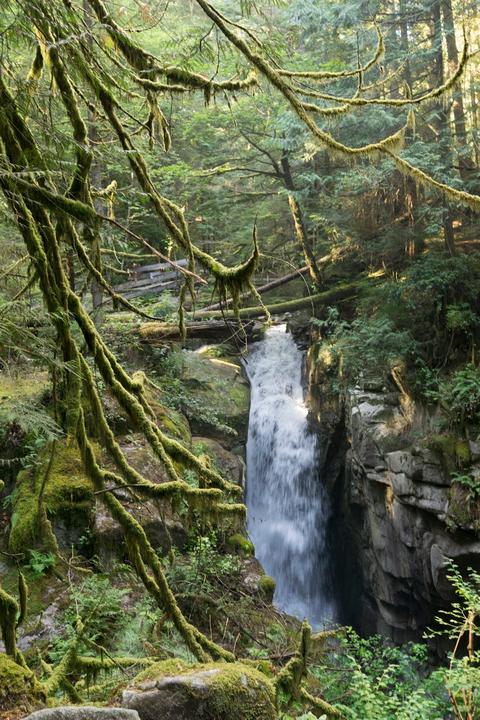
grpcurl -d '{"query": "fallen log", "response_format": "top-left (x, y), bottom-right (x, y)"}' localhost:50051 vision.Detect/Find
top-left (139, 319), bottom-right (261, 344)
top-left (198, 254), bottom-right (331, 313)
top-left (195, 280), bottom-right (366, 320)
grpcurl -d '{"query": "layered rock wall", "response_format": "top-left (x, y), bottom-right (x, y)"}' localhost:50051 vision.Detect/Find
top-left (307, 343), bottom-right (480, 642)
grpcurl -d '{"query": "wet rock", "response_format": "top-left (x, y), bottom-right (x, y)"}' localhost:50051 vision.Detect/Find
top-left (122, 660), bottom-right (276, 720)
top-left (386, 450), bottom-right (414, 476)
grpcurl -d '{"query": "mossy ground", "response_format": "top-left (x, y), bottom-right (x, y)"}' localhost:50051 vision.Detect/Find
top-left (0, 372), bottom-right (49, 403)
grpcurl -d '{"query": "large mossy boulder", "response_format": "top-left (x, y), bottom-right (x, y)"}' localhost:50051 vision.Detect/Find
top-left (193, 437), bottom-right (244, 485)
top-left (181, 352), bottom-right (250, 448)
top-left (122, 659), bottom-right (277, 720)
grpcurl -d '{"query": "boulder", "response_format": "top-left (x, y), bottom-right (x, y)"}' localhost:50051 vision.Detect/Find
top-left (180, 351), bottom-right (250, 448)
top-left (94, 500), bottom-right (186, 569)
top-left (24, 708), bottom-right (140, 720)
top-left (122, 659), bottom-right (276, 720)
top-left (9, 440), bottom-right (95, 554)
top-left (192, 437), bottom-right (244, 485)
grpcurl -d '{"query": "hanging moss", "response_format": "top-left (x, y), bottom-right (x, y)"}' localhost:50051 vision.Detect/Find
top-left (0, 67), bottom-right (241, 679)
top-left (26, 44), bottom-right (44, 89)
top-left (278, 22), bottom-right (384, 80)
top-left (287, 35), bottom-right (467, 109)
top-left (196, 0), bottom-right (480, 212)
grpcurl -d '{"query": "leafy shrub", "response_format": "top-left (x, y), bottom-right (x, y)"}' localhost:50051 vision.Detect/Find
top-left (448, 473), bottom-right (480, 529)
top-left (27, 550), bottom-right (56, 577)
top-left (308, 630), bottom-right (448, 720)
top-left (0, 401), bottom-right (62, 476)
top-left (167, 533), bottom-right (240, 596)
top-left (451, 472), bottom-right (480, 501)
top-left (314, 312), bottom-right (415, 384)
top-left (376, 251), bottom-right (480, 366)
top-left (426, 562), bottom-right (480, 719)
top-left (436, 364), bottom-right (480, 427)
top-left (49, 574), bottom-right (128, 662)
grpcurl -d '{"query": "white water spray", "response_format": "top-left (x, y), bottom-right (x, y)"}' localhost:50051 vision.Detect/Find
top-left (245, 324), bottom-right (335, 626)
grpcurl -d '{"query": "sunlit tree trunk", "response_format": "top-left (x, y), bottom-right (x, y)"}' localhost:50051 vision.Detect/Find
top-left (84, 0), bottom-right (104, 322)
top-left (399, 0), bottom-right (425, 257)
top-left (432, 0), bottom-right (456, 255)
top-left (441, 0), bottom-right (473, 180)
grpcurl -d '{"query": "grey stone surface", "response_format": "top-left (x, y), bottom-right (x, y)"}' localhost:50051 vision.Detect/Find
top-left (24, 708), bottom-right (140, 720)
top-left (310, 372), bottom-right (480, 643)
top-left (122, 662), bottom-right (276, 720)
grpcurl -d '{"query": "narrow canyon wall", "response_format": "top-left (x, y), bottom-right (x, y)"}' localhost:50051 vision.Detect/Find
top-left (307, 341), bottom-right (480, 642)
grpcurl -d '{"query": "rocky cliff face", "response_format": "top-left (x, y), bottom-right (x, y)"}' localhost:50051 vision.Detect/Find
top-left (307, 343), bottom-right (480, 643)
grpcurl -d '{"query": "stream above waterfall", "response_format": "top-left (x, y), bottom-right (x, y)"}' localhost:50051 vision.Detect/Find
top-left (245, 324), bottom-right (336, 628)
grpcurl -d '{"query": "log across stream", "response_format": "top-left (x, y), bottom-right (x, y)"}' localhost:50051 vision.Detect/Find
top-left (245, 324), bottom-right (336, 627)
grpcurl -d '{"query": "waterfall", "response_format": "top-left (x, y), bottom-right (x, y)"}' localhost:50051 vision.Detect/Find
top-left (245, 324), bottom-right (335, 627)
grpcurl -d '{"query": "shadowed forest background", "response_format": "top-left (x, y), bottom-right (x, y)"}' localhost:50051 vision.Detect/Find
top-left (1, 0), bottom-right (480, 718)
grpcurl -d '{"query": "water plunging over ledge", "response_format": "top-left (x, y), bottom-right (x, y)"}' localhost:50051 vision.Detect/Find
top-left (245, 324), bottom-right (336, 627)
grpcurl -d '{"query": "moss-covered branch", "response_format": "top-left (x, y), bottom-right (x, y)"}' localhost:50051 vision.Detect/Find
top-left (195, 280), bottom-right (365, 319)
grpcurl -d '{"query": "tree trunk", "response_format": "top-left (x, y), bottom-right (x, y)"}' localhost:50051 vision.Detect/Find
top-left (84, 0), bottom-right (104, 321)
top-left (399, 0), bottom-right (424, 257)
top-left (280, 153), bottom-right (322, 285)
top-left (441, 0), bottom-right (472, 181)
top-left (197, 280), bottom-right (365, 320)
top-left (431, 0), bottom-right (456, 254)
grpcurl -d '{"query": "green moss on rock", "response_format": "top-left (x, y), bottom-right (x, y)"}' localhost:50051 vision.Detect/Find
top-left (258, 575), bottom-right (276, 601)
top-left (126, 659), bottom-right (277, 720)
top-left (0, 653), bottom-right (38, 711)
top-left (9, 440), bottom-right (94, 553)
top-left (427, 434), bottom-right (471, 471)
top-left (227, 533), bottom-right (254, 557)
top-left (151, 400), bottom-right (191, 444)
top-left (181, 352), bottom-right (250, 446)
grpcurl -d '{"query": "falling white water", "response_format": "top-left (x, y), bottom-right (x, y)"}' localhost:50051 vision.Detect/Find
top-left (245, 324), bottom-right (335, 627)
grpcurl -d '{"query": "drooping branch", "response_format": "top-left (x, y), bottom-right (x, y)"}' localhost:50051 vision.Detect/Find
top-left (0, 61), bottom-right (243, 675)
top-left (195, 1), bottom-right (480, 211)
top-left (278, 22), bottom-right (384, 81)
